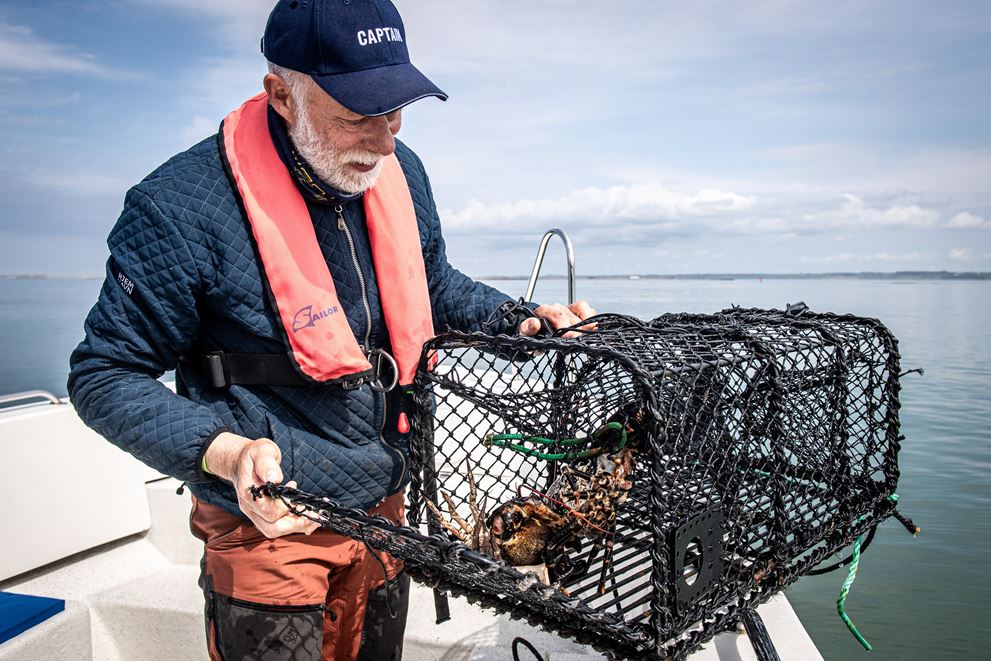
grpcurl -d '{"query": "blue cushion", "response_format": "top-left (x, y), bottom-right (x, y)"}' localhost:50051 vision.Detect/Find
top-left (0, 592), bottom-right (65, 646)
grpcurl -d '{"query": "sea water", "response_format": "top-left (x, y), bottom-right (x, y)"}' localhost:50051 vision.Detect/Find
top-left (1, 276), bottom-right (988, 660)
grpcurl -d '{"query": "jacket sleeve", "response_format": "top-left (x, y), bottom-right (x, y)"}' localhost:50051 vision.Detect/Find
top-left (68, 187), bottom-right (228, 483)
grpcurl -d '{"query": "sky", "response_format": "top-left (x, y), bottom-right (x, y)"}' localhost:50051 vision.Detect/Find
top-left (0, 0), bottom-right (989, 276)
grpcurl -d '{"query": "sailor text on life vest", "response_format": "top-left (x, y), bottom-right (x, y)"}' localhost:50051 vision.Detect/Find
top-left (292, 304), bottom-right (340, 334)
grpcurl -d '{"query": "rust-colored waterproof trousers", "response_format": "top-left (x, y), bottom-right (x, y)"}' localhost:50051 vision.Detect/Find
top-left (190, 493), bottom-right (408, 661)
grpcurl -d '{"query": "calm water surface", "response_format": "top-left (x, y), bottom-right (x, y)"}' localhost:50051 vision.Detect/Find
top-left (2, 276), bottom-right (988, 660)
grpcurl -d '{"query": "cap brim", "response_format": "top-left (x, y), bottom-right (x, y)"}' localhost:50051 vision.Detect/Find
top-left (310, 62), bottom-right (448, 117)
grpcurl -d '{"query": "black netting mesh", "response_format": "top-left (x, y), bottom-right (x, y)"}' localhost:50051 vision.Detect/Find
top-left (257, 307), bottom-right (903, 660)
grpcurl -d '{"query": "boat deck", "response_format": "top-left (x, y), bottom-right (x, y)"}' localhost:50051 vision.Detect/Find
top-left (0, 395), bottom-right (822, 660)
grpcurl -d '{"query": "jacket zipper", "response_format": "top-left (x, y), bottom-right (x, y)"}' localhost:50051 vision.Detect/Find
top-left (335, 205), bottom-right (373, 351)
top-left (336, 204), bottom-right (406, 488)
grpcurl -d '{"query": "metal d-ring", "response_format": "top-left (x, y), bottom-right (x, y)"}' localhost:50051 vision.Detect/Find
top-left (368, 349), bottom-right (399, 393)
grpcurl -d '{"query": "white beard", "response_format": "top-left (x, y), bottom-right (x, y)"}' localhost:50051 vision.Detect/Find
top-left (288, 109), bottom-right (383, 195)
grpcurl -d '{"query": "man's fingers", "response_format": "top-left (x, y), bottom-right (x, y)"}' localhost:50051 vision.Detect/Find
top-left (247, 493), bottom-right (290, 524)
top-left (522, 300), bottom-right (598, 337)
top-left (534, 304), bottom-right (576, 327)
top-left (268, 514), bottom-right (310, 537)
top-left (568, 301), bottom-right (599, 333)
top-left (231, 439), bottom-right (310, 532)
top-left (551, 308), bottom-right (582, 333)
top-left (251, 445), bottom-right (284, 485)
top-left (568, 300), bottom-right (596, 320)
top-left (256, 513), bottom-right (321, 539)
top-left (519, 317), bottom-right (542, 336)
top-left (259, 460), bottom-right (283, 484)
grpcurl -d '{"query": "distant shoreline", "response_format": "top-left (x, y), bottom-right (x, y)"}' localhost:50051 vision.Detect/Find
top-left (2, 271), bottom-right (989, 282)
top-left (0, 274), bottom-right (103, 281)
top-left (480, 271), bottom-right (991, 281)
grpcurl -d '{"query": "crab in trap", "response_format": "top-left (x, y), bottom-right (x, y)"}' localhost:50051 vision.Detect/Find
top-left (425, 418), bottom-right (641, 592)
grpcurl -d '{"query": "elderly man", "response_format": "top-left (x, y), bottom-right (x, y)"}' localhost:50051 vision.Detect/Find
top-left (68, 0), bottom-right (592, 659)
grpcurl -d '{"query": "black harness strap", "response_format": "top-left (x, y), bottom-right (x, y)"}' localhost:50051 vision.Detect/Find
top-left (180, 351), bottom-right (312, 388)
top-left (179, 350), bottom-right (390, 390)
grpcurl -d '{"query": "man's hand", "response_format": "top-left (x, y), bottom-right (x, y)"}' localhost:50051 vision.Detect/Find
top-left (203, 432), bottom-right (320, 539)
top-left (520, 301), bottom-right (597, 338)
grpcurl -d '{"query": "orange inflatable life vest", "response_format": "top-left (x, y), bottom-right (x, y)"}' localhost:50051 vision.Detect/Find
top-left (220, 92), bottom-right (434, 387)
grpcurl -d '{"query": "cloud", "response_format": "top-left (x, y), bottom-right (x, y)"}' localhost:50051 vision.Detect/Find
top-left (0, 22), bottom-right (123, 77)
top-left (798, 194), bottom-right (940, 231)
top-left (30, 171), bottom-right (131, 197)
top-left (440, 184), bottom-right (974, 249)
top-left (949, 248), bottom-right (972, 262)
top-left (401, 1), bottom-right (701, 78)
top-left (2, 0), bottom-right (985, 276)
top-left (947, 211), bottom-right (989, 229)
top-left (442, 184), bottom-right (755, 231)
top-left (400, 0), bottom-right (914, 79)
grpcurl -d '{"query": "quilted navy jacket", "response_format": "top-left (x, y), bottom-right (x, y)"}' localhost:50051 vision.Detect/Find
top-left (68, 134), bottom-right (515, 516)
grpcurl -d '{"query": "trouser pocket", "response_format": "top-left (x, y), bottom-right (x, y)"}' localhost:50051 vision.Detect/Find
top-left (357, 572), bottom-right (410, 661)
top-left (211, 592), bottom-right (325, 661)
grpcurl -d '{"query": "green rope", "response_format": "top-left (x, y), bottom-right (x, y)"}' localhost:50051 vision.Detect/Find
top-left (837, 532), bottom-right (872, 651)
top-left (485, 422), bottom-right (627, 462)
top-left (835, 494), bottom-right (904, 652)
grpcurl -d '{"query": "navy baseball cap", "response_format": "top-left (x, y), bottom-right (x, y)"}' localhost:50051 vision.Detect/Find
top-left (262, 0), bottom-right (447, 116)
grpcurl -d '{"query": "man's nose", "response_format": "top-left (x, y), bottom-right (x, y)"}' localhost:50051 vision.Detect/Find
top-left (366, 112), bottom-right (401, 156)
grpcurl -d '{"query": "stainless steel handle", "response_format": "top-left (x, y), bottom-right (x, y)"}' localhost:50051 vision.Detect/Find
top-left (0, 390), bottom-right (64, 407)
top-left (523, 228), bottom-right (576, 305)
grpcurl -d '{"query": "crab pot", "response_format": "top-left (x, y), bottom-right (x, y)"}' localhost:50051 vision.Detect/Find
top-left (405, 308), bottom-right (903, 660)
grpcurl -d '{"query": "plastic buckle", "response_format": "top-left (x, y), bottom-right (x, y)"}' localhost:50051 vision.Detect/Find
top-left (203, 352), bottom-right (230, 389)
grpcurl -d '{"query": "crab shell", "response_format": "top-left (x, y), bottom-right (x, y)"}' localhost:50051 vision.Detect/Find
top-left (486, 497), bottom-right (570, 567)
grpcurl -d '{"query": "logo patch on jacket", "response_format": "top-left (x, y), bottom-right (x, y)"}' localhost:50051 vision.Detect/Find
top-left (292, 304), bottom-right (340, 333)
top-left (111, 258), bottom-right (135, 297)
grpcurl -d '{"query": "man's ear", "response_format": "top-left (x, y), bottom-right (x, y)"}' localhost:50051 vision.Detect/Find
top-left (264, 73), bottom-right (296, 126)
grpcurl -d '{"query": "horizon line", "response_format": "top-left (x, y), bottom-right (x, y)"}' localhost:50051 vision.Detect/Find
top-left (2, 270), bottom-right (989, 281)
